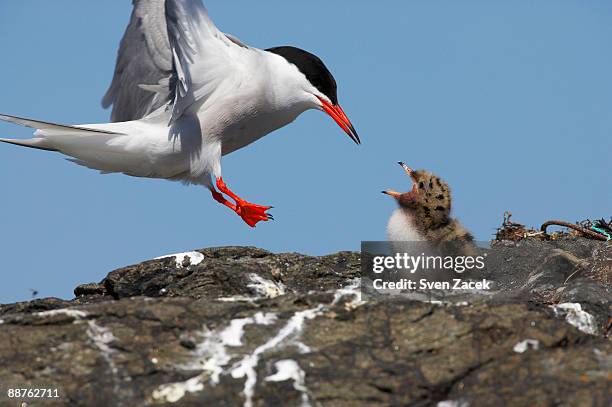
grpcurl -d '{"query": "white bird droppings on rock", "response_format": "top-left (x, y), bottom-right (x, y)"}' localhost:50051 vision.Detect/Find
top-left (247, 274), bottom-right (286, 299)
top-left (437, 401), bottom-right (469, 407)
top-left (332, 278), bottom-right (364, 309)
top-left (35, 309), bottom-right (88, 320)
top-left (551, 303), bottom-right (598, 335)
top-left (265, 359), bottom-right (311, 407)
top-left (152, 282), bottom-right (368, 406)
top-left (155, 251), bottom-right (205, 268)
top-left (152, 312), bottom-right (278, 403)
top-left (31, 308), bottom-right (121, 385)
top-left (152, 376), bottom-right (204, 404)
top-left (217, 295), bottom-right (257, 303)
top-left (86, 321), bottom-right (119, 378)
top-left (513, 339), bottom-right (540, 353)
top-left (220, 313), bottom-right (277, 347)
top-left (231, 305), bottom-right (324, 407)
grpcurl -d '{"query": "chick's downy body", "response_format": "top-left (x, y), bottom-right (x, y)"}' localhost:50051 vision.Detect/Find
top-left (384, 163), bottom-right (474, 253)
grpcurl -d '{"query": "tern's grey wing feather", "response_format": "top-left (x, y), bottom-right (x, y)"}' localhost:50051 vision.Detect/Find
top-left (102, 0), bottom-right (173, 122)
top-left (103, 0), bottom-right (249, 124)
top-left (164, 0), bottom-right (248, 124)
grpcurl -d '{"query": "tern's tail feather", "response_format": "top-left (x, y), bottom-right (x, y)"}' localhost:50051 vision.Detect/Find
top-left (0, 114), bottom-right (123, 135)
top-left (0, 113), bottom-right (125, 150)
top-left (0, 113), bottom-right (179, 179)
top-left (0, 137), bottom-right (58, 151)
top-left (0, 113), bottom-right (119, 152)
top-left (0, 113), bottom-right (129, 167)
top-left (0, 115), bottom-right (108, 151)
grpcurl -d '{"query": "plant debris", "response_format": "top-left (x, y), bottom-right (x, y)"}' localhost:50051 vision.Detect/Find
top-left (495, 212), bottom-right (542, 241)
top-left (495, 212), bottom-right (611, 242)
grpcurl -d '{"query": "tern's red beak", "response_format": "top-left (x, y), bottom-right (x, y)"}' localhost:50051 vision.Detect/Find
top-left (317, 97), bottom-right (360, 145)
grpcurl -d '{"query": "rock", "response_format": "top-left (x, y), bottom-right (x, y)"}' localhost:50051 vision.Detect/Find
top-left (102, 247), bottom-right (360, 301)
top-left (0, 242), bottom-right (610, 407)
top-left (74, 283), bottom-right (107, 298)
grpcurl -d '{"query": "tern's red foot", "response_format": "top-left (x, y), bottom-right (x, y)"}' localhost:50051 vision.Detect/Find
top-left (214, 178), bottom-right (273, 227)
top-left (235, 200), bottom-right (274, 227)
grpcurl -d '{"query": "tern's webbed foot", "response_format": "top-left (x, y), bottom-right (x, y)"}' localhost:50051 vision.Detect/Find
top-left (213, 177), bottom-right (273, 227)
top-left (235, 200), bottom-right (273, 227)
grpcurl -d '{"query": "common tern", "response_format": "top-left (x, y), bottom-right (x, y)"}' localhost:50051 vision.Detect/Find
top-left (0, 0), bottom-right (359, 227)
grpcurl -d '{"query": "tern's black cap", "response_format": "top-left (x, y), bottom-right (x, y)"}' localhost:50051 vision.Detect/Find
top-left (266, 46), bottom-right (338, 105)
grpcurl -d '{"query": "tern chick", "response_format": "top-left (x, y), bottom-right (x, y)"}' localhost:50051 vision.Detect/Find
top-left (383, 162), bottom-right (475, 253)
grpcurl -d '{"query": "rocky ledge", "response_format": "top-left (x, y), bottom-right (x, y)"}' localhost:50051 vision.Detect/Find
top-left (0, 240), bottom-right (610, 407)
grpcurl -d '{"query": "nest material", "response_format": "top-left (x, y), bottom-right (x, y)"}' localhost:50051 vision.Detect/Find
top-left (495, 213), bottom-right (611, 287)
top-left (495, 212), bottom-right (543, 241)
top-left (495, 212), bottom-right (611, 242)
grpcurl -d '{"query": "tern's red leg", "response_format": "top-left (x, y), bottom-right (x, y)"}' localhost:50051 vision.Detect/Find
top-left (215, 177), bottom-right (273, 227)
top-left (210, 189), bottom-right (236, 212)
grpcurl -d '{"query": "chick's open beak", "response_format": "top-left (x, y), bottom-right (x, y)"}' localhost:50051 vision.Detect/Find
top-left (382, 190), bottom-right (401, 198)
top-left (399, 161), bottom-right (419, 197)
top-left (398, 161), bottom-right (416, 180)
top-left (382, 162), bottom-right (419, 200)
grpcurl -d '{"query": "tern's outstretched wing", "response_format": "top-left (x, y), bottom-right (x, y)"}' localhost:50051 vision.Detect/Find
top-left (102, 0), bottom-right (172, 122)
top-left (102, 0), bottom-right (248, 123)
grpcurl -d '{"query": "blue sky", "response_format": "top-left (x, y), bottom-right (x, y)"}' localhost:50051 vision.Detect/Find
top-left (0, 1), bottom-right (610, 303)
